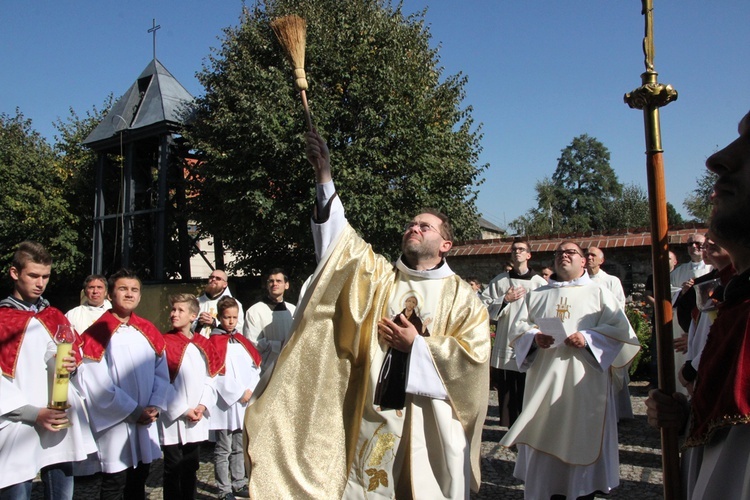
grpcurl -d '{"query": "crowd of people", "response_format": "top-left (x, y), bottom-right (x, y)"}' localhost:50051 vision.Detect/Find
top-left (0, 252), bottom-right (295, 500)
top-left (2, 110), bottom-right (750, 500)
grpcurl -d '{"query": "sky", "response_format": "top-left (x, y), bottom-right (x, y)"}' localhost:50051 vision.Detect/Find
top-left (3, 1), bottom-right (749, 231)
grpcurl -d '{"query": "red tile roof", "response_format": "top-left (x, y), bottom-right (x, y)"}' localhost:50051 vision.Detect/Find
top-left (449, 225), bottom-right (708, 257)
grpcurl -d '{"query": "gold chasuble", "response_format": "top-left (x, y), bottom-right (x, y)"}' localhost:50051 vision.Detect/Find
top-left (244, 224), bottom-right (490, 498)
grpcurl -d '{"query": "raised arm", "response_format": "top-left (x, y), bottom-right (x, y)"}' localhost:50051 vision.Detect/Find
top-left (306, 130), bottom-right (346, 262)
top-left (305, 129), bottom-right (331, 184)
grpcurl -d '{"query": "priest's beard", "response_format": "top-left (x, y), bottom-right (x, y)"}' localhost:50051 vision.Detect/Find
top-left (402, 238), bottom-right (441, 265)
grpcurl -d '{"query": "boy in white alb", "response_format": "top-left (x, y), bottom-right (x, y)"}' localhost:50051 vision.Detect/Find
top-left (159, 294), bottom-right (220, 500)
top-left (0, 241), bottom-right (97, 499)
top-left (208, 296), bottom-right (261, 500)
top-left (80, 268), bottom-right (170, 500)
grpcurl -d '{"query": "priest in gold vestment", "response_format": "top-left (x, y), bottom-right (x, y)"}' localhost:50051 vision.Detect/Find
top-left (243, 130), bottom-right (490, 499)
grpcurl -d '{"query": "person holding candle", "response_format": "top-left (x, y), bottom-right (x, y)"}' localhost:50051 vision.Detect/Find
top-left (0, 241), bottom-right (97, 499)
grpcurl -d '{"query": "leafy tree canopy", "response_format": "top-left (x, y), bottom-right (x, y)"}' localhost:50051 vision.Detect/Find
top-left (683, 170), bottom-right (717, 223)
top-left (0, 110), bottom-right (81, 281)
top-left (510, 135), bottom-right (683, 236)
top-left (550, 134), bottom-right (622, 232)
top-left (603, 183), bottom-right (683, 229)
top-left (511, 134), bottom-right (621, 234)
top-left (184, 0), bottom-right (486, 278)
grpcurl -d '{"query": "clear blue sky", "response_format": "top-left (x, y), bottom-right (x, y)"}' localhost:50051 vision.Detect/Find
top-left (3, 1), bottom-right (749, 229)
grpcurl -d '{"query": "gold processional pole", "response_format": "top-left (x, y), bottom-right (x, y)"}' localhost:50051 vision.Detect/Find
top-left (623, 1), bottom-right (680, 498)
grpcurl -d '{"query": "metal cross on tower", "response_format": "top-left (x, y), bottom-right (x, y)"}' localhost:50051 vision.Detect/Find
top-left (148, 18), bottom-right (161, 60)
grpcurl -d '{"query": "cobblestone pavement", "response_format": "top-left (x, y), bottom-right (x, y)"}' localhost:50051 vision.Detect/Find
top-left (472, 380), bottom-right (665, 499)
top-left (33, 381), bottom-right (665, 499)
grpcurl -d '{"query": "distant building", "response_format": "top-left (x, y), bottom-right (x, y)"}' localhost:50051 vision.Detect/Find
top-left (478, 217), bottom-right (506, 240)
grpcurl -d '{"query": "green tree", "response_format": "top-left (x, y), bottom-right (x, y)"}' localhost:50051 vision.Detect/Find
top-left (511, 134), bottom-right (622, 235)
top-left (666, 202), bottom-right (684, 226)
top-left (53, 97), bottom-right (113, 282)
top-left (603, 183), bottom-right (684, 229)
top-left (0, 111), bottom-right (81, 280)
top-left (184, 0), bottom-right (485, 277)
top-left (683, 170), bottom-right (717, 223)
top-left (509, 178), bottom-right (564, 235)
top-left (551, 134), bottom-right (622, 232)
top-left (603, 184), bottom-right (650, 229)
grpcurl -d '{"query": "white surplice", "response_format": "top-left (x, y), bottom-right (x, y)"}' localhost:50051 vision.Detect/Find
top-left (670, 261), bottom-right (713, 396)
top-left (242, 300), bottom-right (296, 373)
top-left (65, 300), bottom-right (111, 335)
top-left (482, 271), bottom-right (547, 370)
top-left (158, 344), bottom-right (216, 446)
top-left (81, 323), bottom-right (170, 473)
top-left (0, 316), bottom-right (97, 488)
top-left (210, 339), bottom-right (260, 432)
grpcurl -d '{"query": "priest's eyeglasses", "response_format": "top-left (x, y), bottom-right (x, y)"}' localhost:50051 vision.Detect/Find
top-left (404, 221), bottom-right (442, 236)
top-left (554, 249), bottom-right (583, 258)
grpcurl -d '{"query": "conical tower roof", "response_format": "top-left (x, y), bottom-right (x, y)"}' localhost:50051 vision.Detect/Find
top-left (84, 58), bottom-right (194, 150)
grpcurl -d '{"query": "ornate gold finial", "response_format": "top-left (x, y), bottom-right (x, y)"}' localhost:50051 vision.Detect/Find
top-left (623, 0), bottom-right (678, 111)
top-left (624, 80), bottom-right (678, 110)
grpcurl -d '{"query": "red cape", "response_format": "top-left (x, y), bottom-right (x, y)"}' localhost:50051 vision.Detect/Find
top-left (208, 331), bottom-right (262, 375)
top-left (82, 310), bottom-right (165, 361)
top-left (192, 333), bottom-right (224, 377)
top-left (163, 329), bottom-right (223, 381)
top-left (688, 271), bottom-right (750, 446)
top-left (0, 306), bottom-right (81, 378)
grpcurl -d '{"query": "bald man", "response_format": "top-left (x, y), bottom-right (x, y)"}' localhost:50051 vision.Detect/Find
top-left (585, 247), bottom-right (626, 306)
top-left (585, 246), bottom-right (632, 420)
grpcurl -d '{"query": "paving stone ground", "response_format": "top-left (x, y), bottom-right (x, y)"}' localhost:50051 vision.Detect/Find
top-left (32, 380), bottom-right (666, 499)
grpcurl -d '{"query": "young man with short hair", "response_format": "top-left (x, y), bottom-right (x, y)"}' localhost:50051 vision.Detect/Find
top-left (80, 268), bottom-right (170, 500)
top-left (159, 293), bottom-right (218, 500)
top-left (482, 238), bottom-right (547, 427)
top-left (0, 241), bottom-right (96, 499)
top-left (242, 268), bottom-right (296, 373)
top-left (210, 296), bottom-right (261, 500)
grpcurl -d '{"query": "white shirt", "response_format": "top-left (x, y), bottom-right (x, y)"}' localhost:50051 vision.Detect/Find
top-left (65, 300), bottom-right (111, 334)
